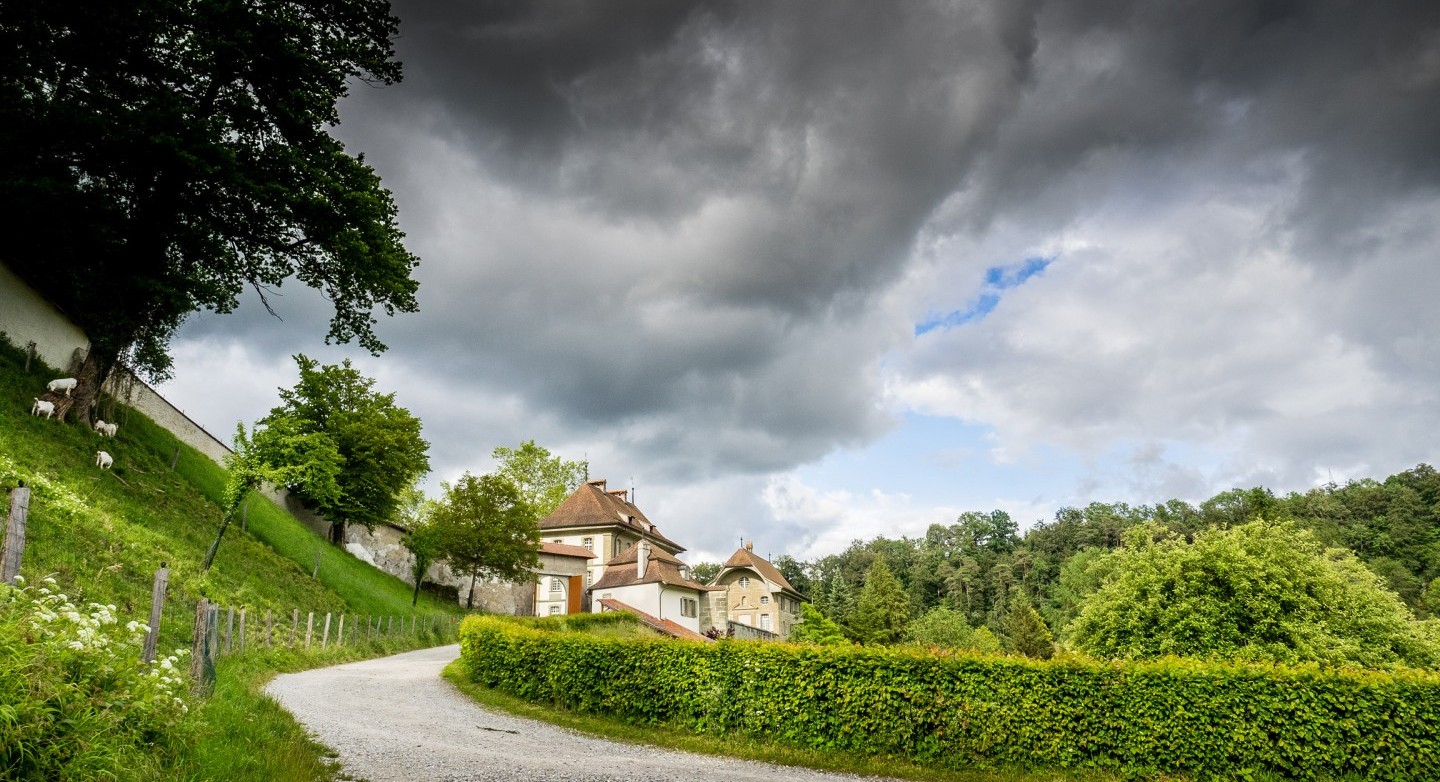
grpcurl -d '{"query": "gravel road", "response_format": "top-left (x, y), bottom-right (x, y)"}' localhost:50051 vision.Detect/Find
top-left (265, 644), bottom-right (896, 782)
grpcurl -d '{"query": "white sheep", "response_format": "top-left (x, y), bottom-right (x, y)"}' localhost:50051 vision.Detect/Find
top-left (95, 450), bottom-right (113, 470)
top-left (103, 421), bottom-right (118, 437)
top-left (31, 398), bottom-right (55, 419)
top-left (47, 377), bottom-right (77, 396)
top-left (94, 418), bottom-right (108, 434)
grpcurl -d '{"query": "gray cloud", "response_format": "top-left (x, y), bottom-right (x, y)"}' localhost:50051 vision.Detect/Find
top-left (165, 1), bottom-right (1440, 557)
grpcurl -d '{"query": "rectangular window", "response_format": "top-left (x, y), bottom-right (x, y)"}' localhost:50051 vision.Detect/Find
top-left (586, 570), bottom-right (594, 586)
top-left (760, 596), bottom-right (770, 605)
top-left (681, 598), bottom-right (697, 618)
top-left (550, 577), bottom-right (563, 592)
top-left (582, 536), bottom-right (594, 551)
top-left (548, 605), bottom-right (561, 615)
top-left (760, 613), bottom-right (772, 631)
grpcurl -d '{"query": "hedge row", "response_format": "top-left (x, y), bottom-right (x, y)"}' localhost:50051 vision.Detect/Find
top-left (459, 615), bottom-right (1440, 780)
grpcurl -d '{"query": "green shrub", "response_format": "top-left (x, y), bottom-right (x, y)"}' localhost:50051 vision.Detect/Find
top-left (460, 614), bottom-right (1440, 781)
top-left (0, 576), bottom-right (191, 780)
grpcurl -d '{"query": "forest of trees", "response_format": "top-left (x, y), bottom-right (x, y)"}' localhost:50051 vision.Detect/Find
top-left (762, 464), bottom-right (1440, 665)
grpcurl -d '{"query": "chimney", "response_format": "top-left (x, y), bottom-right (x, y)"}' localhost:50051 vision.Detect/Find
top-left (587, 478), bottom-right (607, 491)
top-left (637, 542), bottom-right (650, 578)
top-left (744, 540), bottom-right (754, 552)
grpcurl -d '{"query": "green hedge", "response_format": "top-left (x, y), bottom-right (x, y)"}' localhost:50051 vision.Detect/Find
top-left (459, 615), bottom-right (1440, 780)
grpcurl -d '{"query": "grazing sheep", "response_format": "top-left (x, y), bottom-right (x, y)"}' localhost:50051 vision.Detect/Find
top-left (95, 450), bottom-right (113, 470)
top-left (31, 398), bottom-right (55, 419)
top-left (94, 418), bottom-right (108, 433)
top-left (47, 377), bottom-right (77, 396)
top-left (103, 421), bottom-right (118, 437)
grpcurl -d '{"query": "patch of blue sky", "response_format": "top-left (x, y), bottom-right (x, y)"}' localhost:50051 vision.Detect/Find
top-left (793, 412), bottom-right (1084, 526)
top-left (915, 255), bottom-right (1054, 336)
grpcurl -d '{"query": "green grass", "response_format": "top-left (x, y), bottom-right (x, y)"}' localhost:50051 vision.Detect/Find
top-left (441, 659), bottom-right (1129, 782)
top-left (0, 332), bottom-right (466, 781)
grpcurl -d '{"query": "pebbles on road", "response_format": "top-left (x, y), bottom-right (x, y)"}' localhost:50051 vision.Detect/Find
top-left (265, 644), bottom-right (895, 782)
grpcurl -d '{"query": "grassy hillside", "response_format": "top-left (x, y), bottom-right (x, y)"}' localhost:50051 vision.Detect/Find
top-left (0, 334), bottom-right (460, 655)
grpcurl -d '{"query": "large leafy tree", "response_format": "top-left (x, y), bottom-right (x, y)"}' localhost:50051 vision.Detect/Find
top-left (1069, 519), bottom-right (1440, 669)
top-left (251, 355), bottom-right (429, 543)
top-left (429, 473), bottom-right (540, 609)
top-left (491, 440), bottom-right (588, 517)
top-left (0, 0), bottom-right (419, 423)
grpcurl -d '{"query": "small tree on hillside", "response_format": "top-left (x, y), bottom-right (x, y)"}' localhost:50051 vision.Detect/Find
top-left (430, 473), bottom-right (539, 609)
top-left (203, 422), bottom-right (341, 572)
top-left (395, 484), bottom-right (440, 606)
top-left (251, 355), bottom-right (430, 543)
top-left (852, 558), bottom-right (912, 645)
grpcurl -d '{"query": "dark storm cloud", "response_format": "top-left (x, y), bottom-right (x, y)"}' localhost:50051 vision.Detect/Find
top-left (167, 0), bottom-right (1440, 556)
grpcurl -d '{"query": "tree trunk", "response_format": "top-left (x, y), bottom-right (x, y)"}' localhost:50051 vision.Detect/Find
top-left (69, 345), bottom-right (119, 428)
top-left (467, 572), bottom-right (477, 609)
top-left (330, 519), bottom-right (346, 545)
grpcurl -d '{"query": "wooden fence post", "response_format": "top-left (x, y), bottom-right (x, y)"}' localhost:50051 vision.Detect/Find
top-left (240, 500), bottom-right (249, 532)
top-left (207, 606), bottom-right (220, 665)
top-left (171, 446), bottom-right (180, 471)
top-left (225, 606), bottom-right (235, 653)
top-left (387, 615), bottom-right (394, 635)
top-left (190, 598), bottom-right (213, 693)
top-left (322, 612), bottom-right (331, 649)
top-left (2, 485), bottom-right (31, 585)
top-left (265, 610), bottom-right (273, 648)
top-left (23, 341), bottom-right (35, 373)
top-left (305, 611), bottom-right (314, 648)
top-left (141, 563), bottom-right (168, 664)
top-left (290, 609), bottom-right (299, 646)
top-left (336, 613), bottom-right (345, 648)
top-left (312, 550), bottom-right (320, 579)
top-left (239, 608), bottom-right (247, 652)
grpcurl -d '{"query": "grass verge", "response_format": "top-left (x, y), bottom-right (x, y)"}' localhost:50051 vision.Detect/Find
top-left (440, 659), bottom-right (1128, 782)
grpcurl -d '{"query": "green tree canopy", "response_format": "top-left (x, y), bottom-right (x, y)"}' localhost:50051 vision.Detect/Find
top-left (903, 606), bottom-right (1000, 653)
top-left (689, 562), bottom-right (723, 584)
top-left (1069, 519), bottom-right (1440, 669)
top-left (0, 0), bottom-right (419, 423)
top-left (788, 603), bottom-right (851, 646)
top-left (251, 355), bottom-right (429, 542)
top-left (852, 558), bottom-right (912, 645)
top-left (429, 473), bottom-right (540, 609)
top-left (491, 440), bottom-right (588, 517)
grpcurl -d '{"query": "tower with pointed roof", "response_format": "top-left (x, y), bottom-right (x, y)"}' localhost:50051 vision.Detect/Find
top-left (710, 541), bottom-right (807, 638)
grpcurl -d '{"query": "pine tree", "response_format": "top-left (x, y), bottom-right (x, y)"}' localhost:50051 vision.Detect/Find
top-left (1002, 594), bottom-right (1055, 659)
top-left (823, 570), bottom-right (858, 631)
top-left (852, 559), bottom-right (912, 645)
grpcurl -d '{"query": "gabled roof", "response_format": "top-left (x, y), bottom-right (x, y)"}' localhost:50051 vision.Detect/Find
top-left (590, 542), bottom-right (719, 592)
top-left (538, 479), bottom-right (684, 553)
top-left (597, 598), bottom-right (712, 642)
top-left (719, 546), bottom-right (806, 600)
top-left (539, 541), bottom-right (595, 559)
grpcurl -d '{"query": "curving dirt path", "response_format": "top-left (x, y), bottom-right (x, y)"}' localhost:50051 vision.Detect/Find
top-left (265, 644), bottom-right (895, 782)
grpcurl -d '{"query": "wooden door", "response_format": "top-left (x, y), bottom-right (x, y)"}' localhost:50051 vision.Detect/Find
top-left (567, 575), bottom-right (583, 614)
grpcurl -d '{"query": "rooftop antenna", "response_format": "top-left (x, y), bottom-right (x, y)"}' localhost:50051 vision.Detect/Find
top-left (629, 476), bottom-right (635, 504)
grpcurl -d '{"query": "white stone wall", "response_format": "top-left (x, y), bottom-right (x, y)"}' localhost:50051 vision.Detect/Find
top-left (0, 261), bottom-right (89, 372)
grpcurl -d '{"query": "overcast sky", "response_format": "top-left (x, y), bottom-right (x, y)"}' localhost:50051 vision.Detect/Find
top-left (159, 0), bottom-right (1440, 566)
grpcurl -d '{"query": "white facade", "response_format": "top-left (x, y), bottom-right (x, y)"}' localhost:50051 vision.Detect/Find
top-left (592, 583), bottom-right (703, 633)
